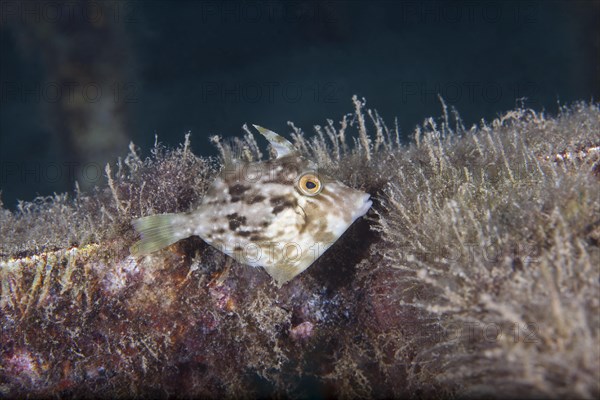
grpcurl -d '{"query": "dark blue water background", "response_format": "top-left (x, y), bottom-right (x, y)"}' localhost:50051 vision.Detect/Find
top-left (1, 1), bottom-right (598, 208)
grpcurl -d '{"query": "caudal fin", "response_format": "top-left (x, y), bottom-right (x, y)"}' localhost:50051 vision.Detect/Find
top-left (130, 213), bottom-right (187, 256)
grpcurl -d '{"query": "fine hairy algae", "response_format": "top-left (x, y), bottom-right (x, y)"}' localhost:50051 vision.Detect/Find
top-left (131, 125), bottom-right (372, 286)
top-left (0, 97), bottom-right (599, 399)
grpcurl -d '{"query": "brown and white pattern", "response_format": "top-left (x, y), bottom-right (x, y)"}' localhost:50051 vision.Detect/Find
top-left (132, 126), bottom-right (372, 286)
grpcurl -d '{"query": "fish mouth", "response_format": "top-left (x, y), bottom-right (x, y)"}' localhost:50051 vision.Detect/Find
top-left (354, 193), bottom-right (372, 219)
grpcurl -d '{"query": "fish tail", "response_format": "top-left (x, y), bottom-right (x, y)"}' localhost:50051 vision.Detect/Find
top-left (130, 213), bottom-right (188, 256)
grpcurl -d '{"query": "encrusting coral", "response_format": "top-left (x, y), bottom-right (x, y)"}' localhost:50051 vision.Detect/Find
top-left (1, 96), bottom-right (599, 398)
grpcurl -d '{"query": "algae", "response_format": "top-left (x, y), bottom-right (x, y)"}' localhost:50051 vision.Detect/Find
top-left (1, 97), bottom-right (599, 398)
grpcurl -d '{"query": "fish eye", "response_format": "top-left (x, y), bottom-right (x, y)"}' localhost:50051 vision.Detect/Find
top-left (297, 173), bottom-right (322, 196)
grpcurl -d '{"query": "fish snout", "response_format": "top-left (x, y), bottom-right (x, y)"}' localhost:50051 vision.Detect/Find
top-left (353, 192), bottom-right (372, 221)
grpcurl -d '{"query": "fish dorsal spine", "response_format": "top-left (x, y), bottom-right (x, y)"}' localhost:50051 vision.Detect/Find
top-left (252, 125), bottom-right (296, 158)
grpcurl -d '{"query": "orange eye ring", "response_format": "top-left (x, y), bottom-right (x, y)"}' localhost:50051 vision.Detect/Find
top-left (297, 173), bottom-right (323, 196)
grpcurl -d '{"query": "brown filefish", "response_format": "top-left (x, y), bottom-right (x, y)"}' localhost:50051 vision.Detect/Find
top-left (131, 126), bottom-right (372, 286)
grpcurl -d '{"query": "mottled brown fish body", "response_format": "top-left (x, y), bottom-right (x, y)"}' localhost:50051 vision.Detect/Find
top-left (132, 127), bottom-right (372, 286)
